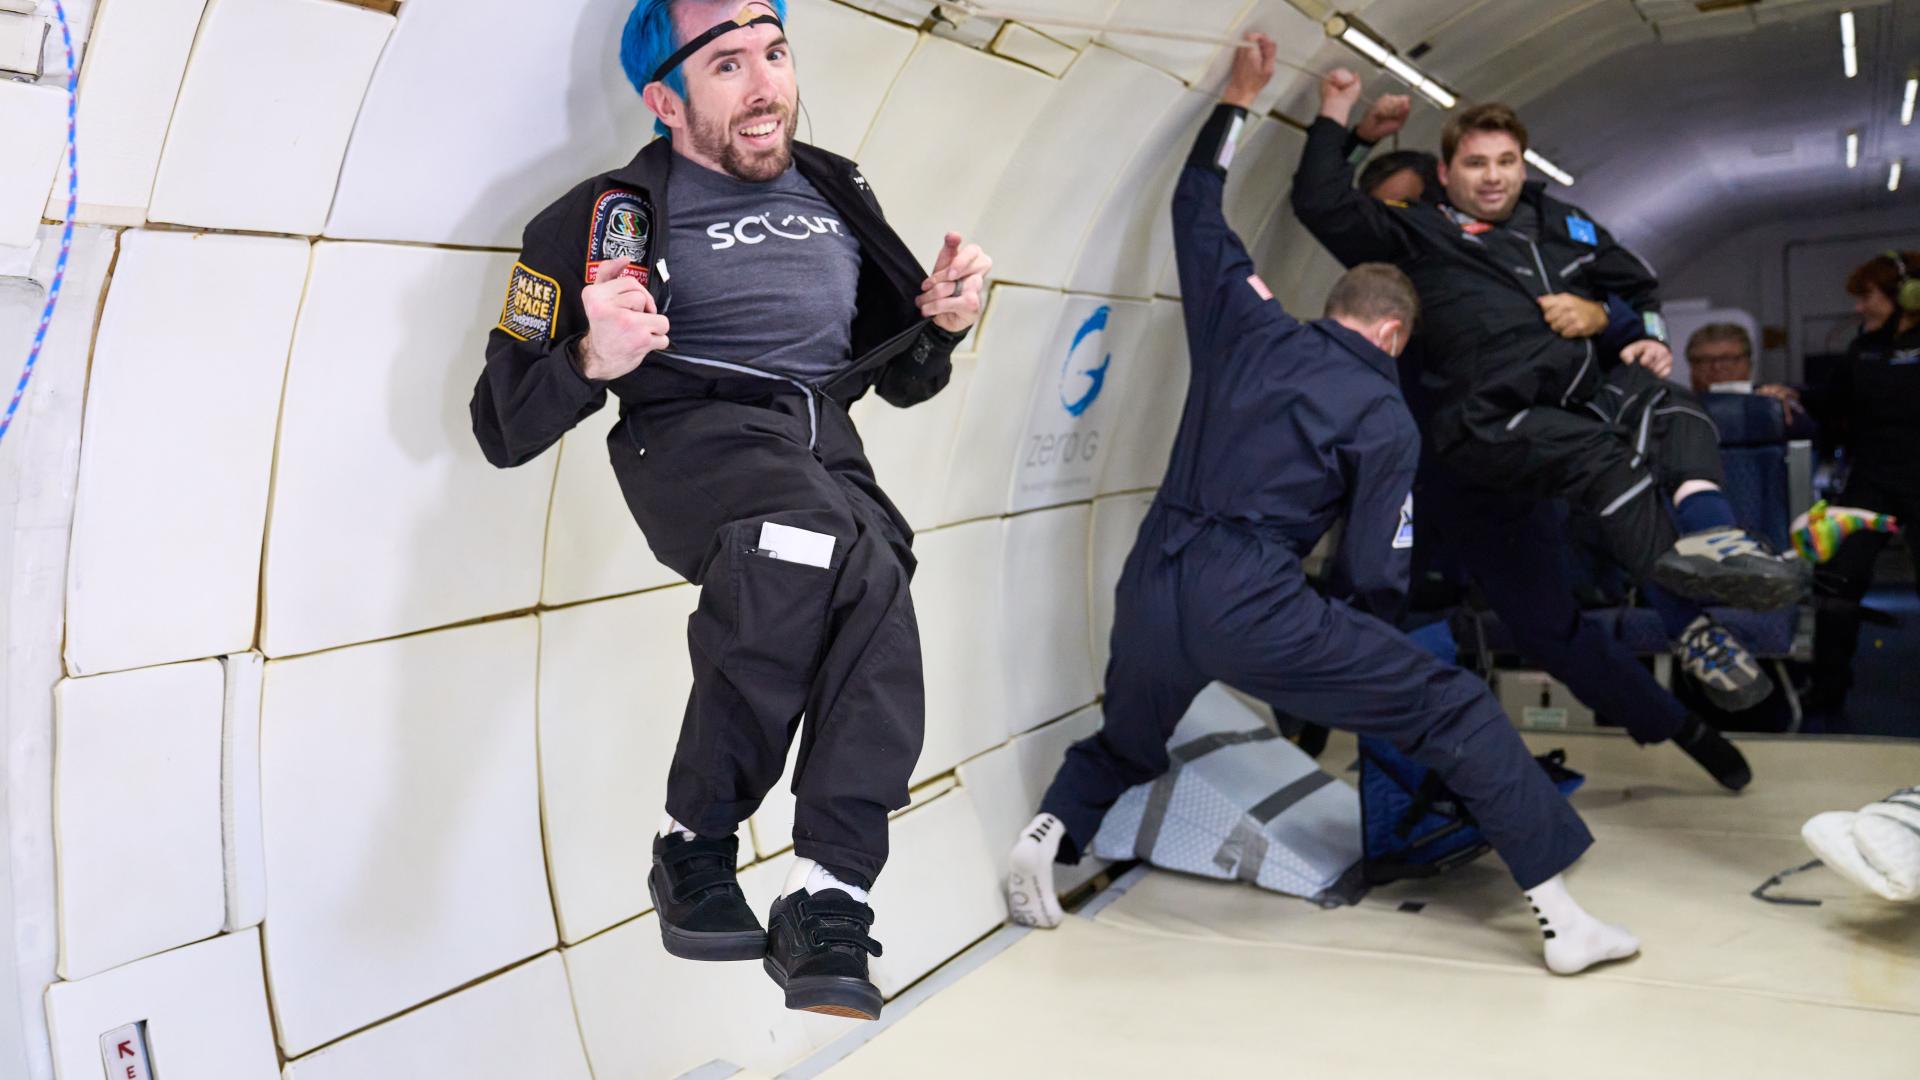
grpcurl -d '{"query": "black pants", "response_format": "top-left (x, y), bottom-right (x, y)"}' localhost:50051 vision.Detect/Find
top-left (1040, 507), bottom-right (1593, 891)
top-left (608, 369), bottom-right (923, 886)
top-left (1424, 477), bottom-right (1688, 744)
top-left (1437, 363), bottom-right (1724, 582)
top-left (1810, 479), bottom-right (1920, 714)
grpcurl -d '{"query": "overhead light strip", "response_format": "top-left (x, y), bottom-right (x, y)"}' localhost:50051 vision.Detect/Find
top-left (1847, 129), bottom-right (1861, 169)
top-left (1329, 16), bottom-right (1457, 110)
top-left (1892, 159), bottom-right (1905, 193)
top-left (1841, 10), bottom-right (1858, 79)
top-left (1523, 149), bottom-right (1575, 187)
top-left (1902, 72), bottom-right (1916, 126)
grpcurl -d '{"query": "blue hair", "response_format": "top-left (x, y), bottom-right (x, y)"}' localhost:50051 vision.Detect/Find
top-left (621, 0), bottom-right (790, 139)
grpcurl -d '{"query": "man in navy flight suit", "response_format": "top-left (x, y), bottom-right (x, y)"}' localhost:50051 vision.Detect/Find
top-left (1005, 36), bottom-right (1638, 977)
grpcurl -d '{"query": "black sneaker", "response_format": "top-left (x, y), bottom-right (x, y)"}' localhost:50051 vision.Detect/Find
top-left (1674, 715), bottom-right (1752, 792)
top-left (1652, 528), bottom-right (1809, 611)
top-left (648, 833), bottom-right (765, 961)
top-left (763, 889), bottom-right (885, 1020)
top-left (1675, 615), bottom-right (1773, 713)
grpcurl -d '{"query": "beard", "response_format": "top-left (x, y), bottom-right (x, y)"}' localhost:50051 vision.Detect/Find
top-left (686, 95), bottom-right (797, 182)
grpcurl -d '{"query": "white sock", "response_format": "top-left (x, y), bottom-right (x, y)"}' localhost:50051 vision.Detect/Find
top-left (781, 857), bottom-right (870, 904)
top-left (1006, 813), bottom-right (1066, 929)
top-left (1672, 478), bottom-right (1721, 506)
top-left (657, 814), bottom-right (694, 840)
top-left (1525, 874), bottom-right (1640, 976)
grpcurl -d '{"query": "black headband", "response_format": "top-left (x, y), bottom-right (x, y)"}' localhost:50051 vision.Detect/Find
top-left (651, 5), bottom-right (784, 85)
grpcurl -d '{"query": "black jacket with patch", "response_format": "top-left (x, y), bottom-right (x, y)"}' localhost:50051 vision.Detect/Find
top-left (1290, 117), bottom-right (1664, 456)
top-left (471, 137), bottom-right (961, 469)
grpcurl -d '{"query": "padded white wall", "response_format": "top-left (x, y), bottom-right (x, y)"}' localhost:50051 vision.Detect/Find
top-left (258, 618), bottom-right (554, 1054)
top-left (0, 81), bottom-right (67, 247)
top-left (261, 243), bottom-right (553, 658)
top-left (856, 35), bottom-right (1057, 265)
top-left (282, 954), bottom-right (592, 1080)
top-left (48, 0), bottom-right (207, 224)
top-left (973, 46), bottom-right (1184, 291)
top-left (64, 230), bottom-right (308, 676)
top-left (44, 930), bottom-right (279, 1080)
top-left (538, 586), bottom-right (700, 944)
top-left (147, 0), bottom-right (392, 235)
top-left (53, 662), bottom-right (225, 981)
top-left (324, 0), bottom-right (654, 249)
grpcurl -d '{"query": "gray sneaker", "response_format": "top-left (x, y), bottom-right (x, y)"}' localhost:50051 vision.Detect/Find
top-left (1653, 528), bottom-right (1809, 611)
top-left (1676, 615), bottom-right (1772, 713)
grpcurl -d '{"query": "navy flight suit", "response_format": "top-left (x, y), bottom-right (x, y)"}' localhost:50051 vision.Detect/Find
top-left (1038, 104), bottom-right (1593, 891)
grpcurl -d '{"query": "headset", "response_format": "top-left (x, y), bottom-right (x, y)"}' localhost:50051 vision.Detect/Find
top-left (1886, 250), bottom-right (1920, 313)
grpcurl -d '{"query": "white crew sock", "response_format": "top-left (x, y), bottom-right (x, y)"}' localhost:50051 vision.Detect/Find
top-left (1672, 478), bottom-right (1721, 506)
top-left (782, 857), bottom-right (870, 904)
top-left (657, 814), bottom-right (695, 841)
top-left (1525, 874), bottom-right (1640, 975)
top-left (1005, 813), bottom-right (1066, 929)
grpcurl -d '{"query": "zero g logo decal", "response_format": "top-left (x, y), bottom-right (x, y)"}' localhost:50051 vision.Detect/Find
top-left (1060, 305), bottom-right (1113, 417)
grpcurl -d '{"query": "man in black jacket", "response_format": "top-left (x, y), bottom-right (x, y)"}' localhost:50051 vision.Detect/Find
top-left (470, 0), bottom-right (988, 1021)
top-left (1292, 71), bottom-right (1807, 628)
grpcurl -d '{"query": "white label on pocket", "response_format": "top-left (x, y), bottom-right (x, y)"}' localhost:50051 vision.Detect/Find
top-left (758, 522), bottom-right (834, 568)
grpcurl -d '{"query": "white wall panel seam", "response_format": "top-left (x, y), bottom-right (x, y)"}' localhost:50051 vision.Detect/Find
top-left (846, 28), bottom-right (933, 164)
top-left (279, 950), bottom-right (567, 1064)
top-left (136, 0), bottom-right (217, 222)
top-left (251, 239), bottom-right (317, 658)
top-left (316, 5), bottom-right (404, 246)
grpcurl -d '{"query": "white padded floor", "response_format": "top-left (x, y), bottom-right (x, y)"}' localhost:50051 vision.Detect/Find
top-left (816, 733), bottom-right (1920, 1078)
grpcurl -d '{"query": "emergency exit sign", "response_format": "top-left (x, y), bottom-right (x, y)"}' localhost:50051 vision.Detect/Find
top-left (99, 1022), bottom-right (153, 1080)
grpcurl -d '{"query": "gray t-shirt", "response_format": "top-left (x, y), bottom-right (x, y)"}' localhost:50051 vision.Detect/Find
top-left (665, 159), bottom-right (862, 383)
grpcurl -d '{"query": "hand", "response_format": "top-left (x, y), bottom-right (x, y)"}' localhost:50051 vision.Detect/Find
top-left (1318, 67), bottom-right (1363, 125)
top-left (1755, 383), bottom-right (1803, 426)
top-left (1354, 94), bottom-right (1412, 143)
top-left (918, 232), bottom-right (990, 334)
top-left (1538, 293), bottom-right (1608, 339)
top-left (1620, 339), bottom-right (1672, 379)
top-left (1222, 32), bottom-right (1276, 109)
top-left (578, 257), bottom-right (669, 381)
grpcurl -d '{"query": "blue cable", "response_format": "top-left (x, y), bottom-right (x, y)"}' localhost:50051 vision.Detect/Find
top-left (0, 0), bottom-right (79, 449)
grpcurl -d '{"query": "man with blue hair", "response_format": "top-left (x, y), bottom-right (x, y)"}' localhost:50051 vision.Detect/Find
top-left (471, 0), bottom-right (991, 1021)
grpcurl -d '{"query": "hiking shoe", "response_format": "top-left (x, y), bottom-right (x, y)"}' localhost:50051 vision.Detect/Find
top-left (648, 832), bottom-right (765, 961)
top-left (1652, 528), bottom-right (1809, 611)
top-left (763, 888), bottom-right (885, 1020)
top-left (1676, 615), bottom-right (1773, 713)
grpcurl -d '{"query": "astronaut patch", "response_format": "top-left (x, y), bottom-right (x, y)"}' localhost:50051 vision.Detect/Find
top-left (497, 261), bottom-right (560, 343)
top-left (1392, 493), bottom-right (1415, 550)
top-left (587, 189), bottom-right (651, 285)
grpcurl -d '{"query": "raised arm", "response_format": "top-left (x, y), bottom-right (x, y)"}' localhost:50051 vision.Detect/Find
top-left (1290, 69), bottom-right (1411, 268)
top-left (1172, 33), bottom-right (1299, 360)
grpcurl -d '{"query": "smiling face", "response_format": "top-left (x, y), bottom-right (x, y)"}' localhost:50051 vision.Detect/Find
top-left (656, 3), bottom-right (798, 182)
top-left (1438, 130), bottom-right (1527, 222)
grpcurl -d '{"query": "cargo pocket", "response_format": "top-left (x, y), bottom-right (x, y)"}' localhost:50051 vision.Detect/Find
top-left (697, 521), bottom-right (838, 685)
